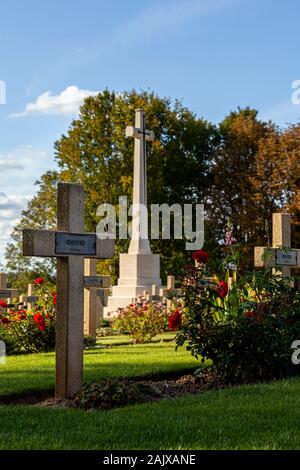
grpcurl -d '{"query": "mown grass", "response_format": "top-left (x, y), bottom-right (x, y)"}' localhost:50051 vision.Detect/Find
top-left (0, 377), bottom-right (300, 449)
top-left (0, 333), bottom-right (197, 396)
top-left (1, 334), bottom-right (299, 450)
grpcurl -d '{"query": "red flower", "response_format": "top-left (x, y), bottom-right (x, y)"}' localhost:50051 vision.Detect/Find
top-left (168, 309), bottom-right (182, 331)
top-left (52, 292), bottom-right (57, 305)
top-left (192, 250), bottom-right (209, 264)
top-left (217, 281), bottom-right (228, 298)
top-left (0, 300), bottom-right (7, 308)
top-left (34, 277), bottom-right (45, 286)
top-left (18, 311), bottom-right (27, 321)
top-left (33, 313), bottom-right (46, 331)
top-left (1, 317), bottom-right (10, 325)
top-left (245, 311), bottom-right (256, 319)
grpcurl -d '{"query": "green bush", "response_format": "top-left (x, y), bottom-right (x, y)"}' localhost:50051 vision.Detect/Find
top-left (78, 380), bottom-right (162, 410)
top-left (113, 302), bottom-right (168, 343)
top-left (176, 249), bottom-right (300, 384)
top-left (0, 278), bottom-right (56, 353)
top-left (0, 327), bottom-right (21, 355)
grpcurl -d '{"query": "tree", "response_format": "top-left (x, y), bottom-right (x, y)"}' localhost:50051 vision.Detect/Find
top-left (54, 89), bottom-right (216, 279)
top-left (278, 123), bottom-right (300, 247)
top-left (210, 108), bottom-right (282, 269)
top-left (6, 89), bottom-right (216, 284)
top-left (5, 171), bottom-right (58, 291)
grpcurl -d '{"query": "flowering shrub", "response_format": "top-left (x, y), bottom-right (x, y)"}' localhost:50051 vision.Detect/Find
top-left (0, 278), bottom-right (56, 353)
top-left (176, 249), bottom-right (300, 384)
top-left (34, 277), bottom-right (45, 286)
top-left (168, 307), bottom-right (183, 331)
top-left (192, 250), bottom-right (209, 264)
top-left (113, 302), bottom-right (168, 343)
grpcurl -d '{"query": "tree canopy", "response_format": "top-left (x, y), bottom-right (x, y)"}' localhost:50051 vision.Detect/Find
top-left (5, 90), bottom-right (300, 289)
top-left (6, 89), bottom-right (217, 289)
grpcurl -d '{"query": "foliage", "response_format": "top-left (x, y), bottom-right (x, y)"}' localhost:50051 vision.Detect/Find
top-left (5, 89), bottom-right (216, 283)
top-left (176, 249), bottom-right (300, 384)
top-left (0, 326), bottom-right (20, 355)
top-left (5, 171), bottom-right (58, 291)
top-left (0, 278), bottom-right (56, 353)
top-left (79, 379), bottom-right (161, 410)
top-left (210, 108), bottom-right (283, 270)
top-left (113, 301), bottom-right (168, 343)
top-left (6, 92), bottom-right (300, 281)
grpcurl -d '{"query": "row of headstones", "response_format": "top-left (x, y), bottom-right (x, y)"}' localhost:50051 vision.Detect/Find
top-left (0, 268), bottom-right (111, 339)
top-left (0, 270), bottom-right (182, 335)
top-left (18, 181), bottom-right (296, 401)
top-left (133, 276), bottom-right (182, 310)
top-left (0, 274), bottom-right (39, 310)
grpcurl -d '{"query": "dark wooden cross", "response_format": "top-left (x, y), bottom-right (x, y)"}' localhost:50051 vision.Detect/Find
top-left (23, 182), bottom-right (114, 398)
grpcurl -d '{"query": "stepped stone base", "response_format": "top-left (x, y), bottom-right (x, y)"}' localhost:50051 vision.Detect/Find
top-left (104, 253), bottom-right (161, 319)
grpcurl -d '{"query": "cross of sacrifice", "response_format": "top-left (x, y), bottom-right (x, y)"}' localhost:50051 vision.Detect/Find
top-left (125, 109), bottom-right (154, 254)
top-left (254, 213), bottom-right (300, 279)
top-left (23, 182), bottom-right (114, 399)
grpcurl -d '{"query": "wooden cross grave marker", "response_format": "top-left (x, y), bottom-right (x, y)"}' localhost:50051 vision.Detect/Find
top-left (19, 283), bottom-right (39, 310)
top-left (254, 213), bottom-right (299, 278)
top-left (23, 183), bottom-right (114, 398)
top-left (83, 258), bottom-right (111, 338)
top-left (0, 272), bottom-right (18, 301)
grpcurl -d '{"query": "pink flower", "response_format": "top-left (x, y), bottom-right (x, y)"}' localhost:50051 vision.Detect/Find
top-left (224, 227), bottom-right (237, 246)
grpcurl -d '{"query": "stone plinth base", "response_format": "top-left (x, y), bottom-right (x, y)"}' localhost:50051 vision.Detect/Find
top-left (104, 253), bottom-right (161, 318)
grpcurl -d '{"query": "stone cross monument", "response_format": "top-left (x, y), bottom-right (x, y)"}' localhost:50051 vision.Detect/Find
top-left (23, 182), bottom-right (114, 398)
top-left (255, 213), bottom-right (300, 282)
top-left (105, 109), bottom-right (161, 315)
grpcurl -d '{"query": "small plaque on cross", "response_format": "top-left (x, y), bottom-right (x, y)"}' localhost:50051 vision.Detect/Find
top-left (84, 275), bottom-right (110, 288)
top-left (0, 290), bottom-right (11, 299)
top-left (275, 249), bottom-right (298, 266)
top-left (55, 233), bottom-right (97, 256)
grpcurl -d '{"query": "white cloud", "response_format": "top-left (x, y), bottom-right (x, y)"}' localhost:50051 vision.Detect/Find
top-left (259, 100), bottom-right (300, 126)
top-left (72, 0), bottom-right (237, 67)
top-left (0, 146), bottom-right (52, 262)
top-left (0, 193), bottom-right (31, 261)
top-left (0, 160), bottom-right (23, 171)
top-left (11, 85), bottom-right (99, 117)
top-left (119, 0), bottom-right (235, 41)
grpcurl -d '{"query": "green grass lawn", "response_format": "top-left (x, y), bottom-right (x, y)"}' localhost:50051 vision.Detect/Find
top-left (0, 333), bottom-right (197, 397)
top-left (1, 334), bottom-right (300, 450)
top-left (0, 378), bottom-right (300, 449)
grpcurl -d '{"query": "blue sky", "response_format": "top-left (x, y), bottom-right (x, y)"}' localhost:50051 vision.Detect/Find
top-left (0, 0), bottom-right (300, 262)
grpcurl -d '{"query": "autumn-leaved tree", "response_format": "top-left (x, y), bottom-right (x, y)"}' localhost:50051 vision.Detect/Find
top-left (6, 89), bottom-right (216, 286)
top-left (5, 171), bottom-right (58, 290)
top-left (210, 108), bottom-right (282, 268)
